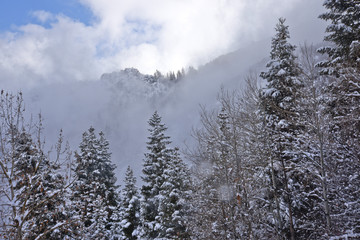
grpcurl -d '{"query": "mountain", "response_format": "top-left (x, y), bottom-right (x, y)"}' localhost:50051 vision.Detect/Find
top-left (21, 42), bottom-right (269, 178)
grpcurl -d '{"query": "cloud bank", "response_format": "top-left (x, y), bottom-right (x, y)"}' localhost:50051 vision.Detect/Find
top-left (0, 0), bottom-right (326, 88)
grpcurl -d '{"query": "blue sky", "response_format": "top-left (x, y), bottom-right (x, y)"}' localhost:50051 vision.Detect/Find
top-left (0, 0), bottom-right (93, 31)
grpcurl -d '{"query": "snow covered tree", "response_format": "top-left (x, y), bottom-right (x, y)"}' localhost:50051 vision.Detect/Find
top-left (97, 131), bottom-right (121, 235)
top-left (156, 147), bottom-right (191, 239)
top-left (188, 78), bottom-right (269, 239)
top-left (119, 166), bottom-right (140, 240)
top-left (140, 112), bottom-right (171, 238)
top-left (71, 127), bottom-right (120, 239)
top-left (189, 108), bottom-right (241, 239)
top-left (317, 1), bottom-right (360, 236)
top-left (0, 92), bottom-right (71, 240)
top-left (260, 18), bottom-right (306, 240)
top-left (318, 1), bottom-right (360, 165)
top-left (318, 0), bottom-right (360, 72)
top-left (14, 132), bottom-right (71, 240)
top-left (140, 111), bottom-right (191, 239)
top-left (231, 76), bottom-right (273, 239)
top-left (0, 92), bottom-right (28, 240)
top-left (318, 1), bottom-right (360, 161)
top-left (295, 44), bottom-right (334, 238)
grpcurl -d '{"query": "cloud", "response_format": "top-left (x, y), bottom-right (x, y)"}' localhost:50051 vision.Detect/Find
top-left (0, 0), bottom-right (326, 88)
top-left (0, 14), bottom-right (100, 89)
top-left (31, 10), bottom-right (55, 23)
top-left (79, 0), bottom-right (305, 71)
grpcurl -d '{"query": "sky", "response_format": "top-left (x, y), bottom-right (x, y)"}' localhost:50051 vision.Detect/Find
top-left (0, 0), bottom-right (327, 88)
top-left (0, 0), bottom-right (93, 30)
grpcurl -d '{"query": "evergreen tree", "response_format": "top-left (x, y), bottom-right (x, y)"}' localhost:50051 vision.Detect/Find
top-left (97, 131), bottom-right (121, 234)
top-left (12, 131), bottom-right (68, 240)
top-left (156, 147), bottom-right (191, 239)
top-left (318, 1), bottom-right (360, 159)
top-left (260, 18), bottom-right (306, 240)
top-left (71, 127), bottom-right (120, 239)
top-left (140, 111), bottom-right (190, 239)
top-left (318, 0), bottom-right (360, 72)
top-left (140, 112), bottom-right (172, 238)
top-left (119, 166), bottom-right (140, 240)
top-left (318, 1), bottom-right (360, 236)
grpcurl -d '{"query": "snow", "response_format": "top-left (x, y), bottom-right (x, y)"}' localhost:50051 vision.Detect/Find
top-left (329, 233), bottom-right (360, 240)
top-left (277, 69), bottom-right (287, 76)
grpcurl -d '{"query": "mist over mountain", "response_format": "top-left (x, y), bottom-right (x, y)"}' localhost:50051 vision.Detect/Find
top-left (0, 0), bottom-right (328, 186)
top-left (0, 2), bottom-right (327, 180)
top-left (14, 40), bottom-right (269, 178)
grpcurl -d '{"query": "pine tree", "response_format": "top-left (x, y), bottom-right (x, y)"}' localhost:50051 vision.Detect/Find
top-left (318, 0), bottom-right (360, 72)
top-left (140, 111), bottom-right (191, 239)
top-left (71, 127), bottom-right (120, 239)
top-left (140, 112), bottom-right (171, 239)
top-left (260, 18), bottom-right (304, 240)
top-left (156, 147), bottom-right (191, 239)
top-left (318, 1), bottom-right (360, 157)
top-left (119, 166), bottom-right (140, 240)
top-left (12, 131), bottom-right (60, 240)
top-left (97, 131), bottom-right (121, 235)
top-left (317, 1), bottom-right (360, 236)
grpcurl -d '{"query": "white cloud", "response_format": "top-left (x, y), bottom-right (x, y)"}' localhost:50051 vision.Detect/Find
top-left (0, 0), bottom-right (326, 87)
top-left (31, 10), bottom-right (55, 23)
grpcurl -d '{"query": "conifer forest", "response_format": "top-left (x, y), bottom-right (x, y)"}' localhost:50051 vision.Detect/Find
top-left (1, 1), bottom-right (360, 239)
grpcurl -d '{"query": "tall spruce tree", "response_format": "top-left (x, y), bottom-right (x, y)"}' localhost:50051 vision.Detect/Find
top-left (156, 147), bottom-right (191, 239)
top-left (260, 18), bottom-right (306, 240)
top-left (119, 166), bottom-right (140, 240)
top-left (71, 127), bottom-right (120, 239)
top-left (140, 112), bottom-right (171, 239)
top-left (318, 1), bottom-right (360, 155)
top-left (317, 1), bottom-right (360, 236)
top-left (318, 0), bottom-right (360, 72)
top-left (140, 111), bottom-right (190, 239)
top-left (97, 131), bottom-right (121, 235)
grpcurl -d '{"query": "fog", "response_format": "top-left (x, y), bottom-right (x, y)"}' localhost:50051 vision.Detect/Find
top-left (0, 0), bottom-right (328, 180)
top-left (20, 40), bottom-right (313, 180)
